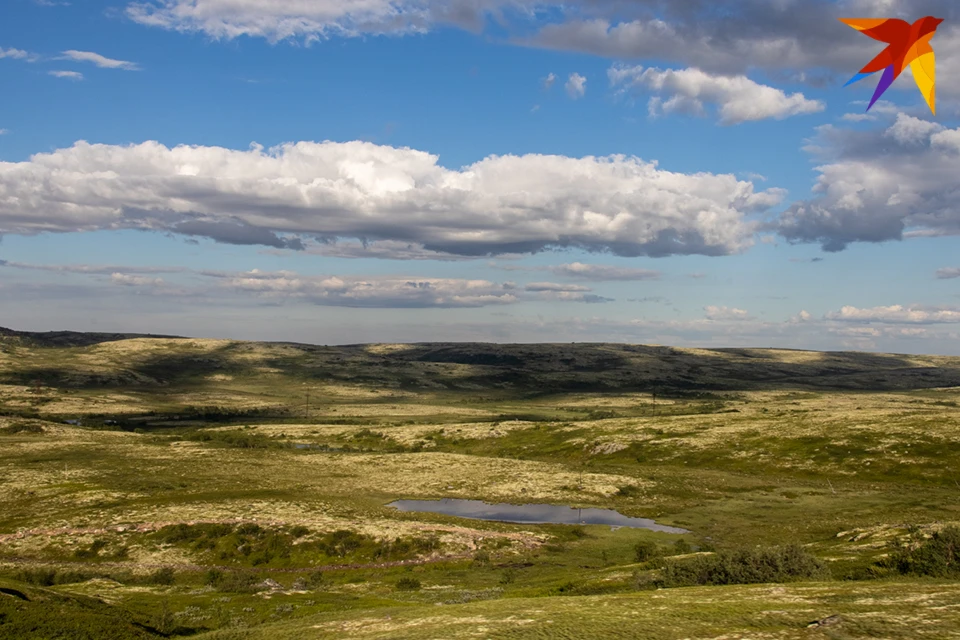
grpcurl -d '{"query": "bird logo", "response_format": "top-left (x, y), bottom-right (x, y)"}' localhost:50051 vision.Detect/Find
top-left (840, 16), bottom-right (943, 115)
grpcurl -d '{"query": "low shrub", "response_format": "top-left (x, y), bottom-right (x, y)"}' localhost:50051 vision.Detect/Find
top-left (657, 544), bottom-right (827, 587)
top-left (886, 525), bottom-right (960, 577)
top-left (634, 540), bottom-right (661, 563)
top-left (15, 568), bottom-right (97, 586)
top-left (396, 577), bottom-right (421, 591)
top-left (1, 422), bottom-right (44, 435)
top-left (148, 567), bottom-right (176, 586)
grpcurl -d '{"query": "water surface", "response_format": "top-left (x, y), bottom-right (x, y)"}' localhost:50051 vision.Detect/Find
top-left (387, 498), bottom-right (689, 533)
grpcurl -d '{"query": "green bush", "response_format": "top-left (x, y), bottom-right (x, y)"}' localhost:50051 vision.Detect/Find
top-left (15, 568), bottom-right (98, 586)
top-left (673, 539), bottom-right (692, 555)
top-left (887, 526), bottom-right (960, 577)
top-left (1, 422), bottom-right (44, 435)
top-left (657, 544), bottom-right (827, 588)
top-left (213, 572), bottom-right (263, 593)
top-left (289, 525), bottom-right (311, 538)
top-left (148, 567), bottom-right (176, 585)
top-left (634, 540), bottom-right (661, 563)
top-left (396, 577), bottom-right (421, 591)
top-left (616, 485), bottom-right (642, 498)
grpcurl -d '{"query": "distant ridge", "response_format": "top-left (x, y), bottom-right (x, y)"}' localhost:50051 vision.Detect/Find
top-left (0, 326), bottom-right (184, 348)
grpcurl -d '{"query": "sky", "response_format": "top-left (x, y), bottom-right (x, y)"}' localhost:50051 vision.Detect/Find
top-left (1, 0), bottom-right (960, 354)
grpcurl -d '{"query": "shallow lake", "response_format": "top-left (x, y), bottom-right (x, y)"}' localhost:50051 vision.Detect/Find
top-left (387, 498), bottom-right (689, 533)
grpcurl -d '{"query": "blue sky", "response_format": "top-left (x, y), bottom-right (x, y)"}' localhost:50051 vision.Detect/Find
top-left (2, 0), bottom-right (960, 353)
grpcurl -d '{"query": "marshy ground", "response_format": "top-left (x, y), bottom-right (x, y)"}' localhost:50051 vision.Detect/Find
top-left (2, 328), bottom-right (960, 638)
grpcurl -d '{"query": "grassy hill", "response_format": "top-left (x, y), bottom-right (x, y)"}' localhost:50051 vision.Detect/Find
top-left (2, 329), bottom-right (960, 638)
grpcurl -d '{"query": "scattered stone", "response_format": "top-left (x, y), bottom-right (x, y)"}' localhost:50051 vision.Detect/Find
top-left (258, 579), bottom-right (283, 591)
top-left (808, 615), bottom-right (842, 628)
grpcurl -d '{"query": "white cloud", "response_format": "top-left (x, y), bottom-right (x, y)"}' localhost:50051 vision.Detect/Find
top-left (549, 262), bottom-right (660, 281)
top-left (826, 305), bottom-right (960, 325)
top-left (841, 113), bottom-right (876, 122)
top-left (118, 0), bottom-right (960, 101)
top-left (210, 269), bottom-right (522, 308)
top-left (777, 114), bottom-right (960, 250)
top-left (609, 64), bottom-right (824, 125)
top-left (883, 113), bottom-right (944, 145)
top-left (543, 72), bottom-right (556, 90)
top-left (48, 70), bottom-right (84, 80)
top-left (111, 273), bottom-right (164, 287)
top-left (937, 268), bottom-right (960, 280)
top-left (125, 0), bottom-right (512, 41)
top-left (704, 305), bottom-right (752, 321)
top-left (0, 129), bottom-right (8, 136)
top-left (565, 72), bottom-right (586, 99)
top-left (525, 2), bottom-right (960, 95)
top-left (60, 50), bottom-right (140, 70)
top-left (0, 47), bottom-right (31, 60)
top-left (0, 139), bottom-right (783, 258)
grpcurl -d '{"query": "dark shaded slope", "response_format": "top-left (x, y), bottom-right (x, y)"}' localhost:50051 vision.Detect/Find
top-left (0, 327), bottom-right (182, 348)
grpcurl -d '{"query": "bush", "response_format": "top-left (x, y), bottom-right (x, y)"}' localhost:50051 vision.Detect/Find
top-left (396, 577), bottom-right (421, 591)
top-left (149, 567), bottom-right (176, 586)
top-left (15, 568), bottom-right (97, 586)
top-left (887, 526), bottom-right (960, 577)
top-left (289, 525), bottom-right (311, 538)
top-left (634, 540), bottom-right (661, 563)
top-left (1, 422), bottom-right (44, 435)
top-left (657, 544), bottom-right (827, 588)
top-left (673, 539), bottom-right (692, 555)
top-left (616, 485), bottom-right (642, 498)
top-left (214, 572), bottom-right (263, 593)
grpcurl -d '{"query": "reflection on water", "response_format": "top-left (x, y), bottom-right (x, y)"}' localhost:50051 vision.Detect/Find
top-left (387, 498), bottom-right (689, 533)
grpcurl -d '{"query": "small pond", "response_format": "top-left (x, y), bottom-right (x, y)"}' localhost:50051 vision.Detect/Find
top-left (387, 498), bottom-right (689, 533)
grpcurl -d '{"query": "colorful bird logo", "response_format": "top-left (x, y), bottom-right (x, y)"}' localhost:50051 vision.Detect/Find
top-left (840, 16), bottom-right (943, 115)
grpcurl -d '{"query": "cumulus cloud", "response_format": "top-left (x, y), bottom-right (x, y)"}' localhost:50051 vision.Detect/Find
top-left (704, 305), bottom-right (752, 321)
top-left (937, 268), bottom-right (960, 279)
top-left (118, 0), bottom-right (960, 98)
top-left (525, 1), bottom-right (960, 93)
top-left (0, 139), bottom-right (783, 258)
top-left (543, 72), bottom-right (556, 89)
top-left (60, 50), bottom-right (140, 70)
top-left (565, 72), bottom-right (586, 99)
top-left (610, 64), bottom-right (824, 125)
top-left (826, 305), bottom-right (960, 324)
top-left (48, 70), bottom-right (84, 80)
top-left (776, 113), bottom-right (960, 251)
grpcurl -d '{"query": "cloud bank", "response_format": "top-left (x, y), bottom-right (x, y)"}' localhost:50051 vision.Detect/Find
top-left (0, 139), bottom-right (784, 258)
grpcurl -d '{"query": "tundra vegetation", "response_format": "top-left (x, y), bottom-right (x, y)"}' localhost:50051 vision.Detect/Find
top-left (1, 328), bottom-right (960, 638)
